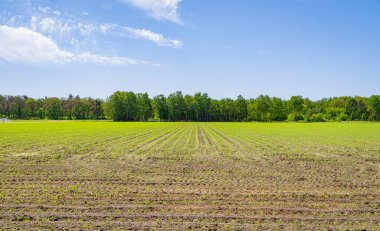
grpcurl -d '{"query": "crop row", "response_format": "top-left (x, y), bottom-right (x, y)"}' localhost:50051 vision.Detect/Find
top-left (0, 121), bottom-right (379, 229)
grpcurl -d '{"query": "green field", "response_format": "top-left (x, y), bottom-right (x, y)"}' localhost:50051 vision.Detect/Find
top-left (0, 122), bottom-right (379, 230)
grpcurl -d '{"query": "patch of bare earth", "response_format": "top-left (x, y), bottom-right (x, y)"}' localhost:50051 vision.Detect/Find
top-left (0, 123), bottom-right (379, 230)
top-left (1, 155), bottom-right (379, 230)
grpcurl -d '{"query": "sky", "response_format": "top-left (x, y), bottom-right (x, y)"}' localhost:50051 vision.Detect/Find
top-left (0, 0), bottom-right (379, 100)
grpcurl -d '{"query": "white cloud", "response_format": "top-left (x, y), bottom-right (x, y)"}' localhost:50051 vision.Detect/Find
top-left (37, 7), bottom-right (60, 16)
top-left (0, 3), bottom-right (181, 68)
top-left (0, 25), bottom-right (72, 64)
top-left (0, 25), bottom-right (139, 65)
top-left (119, 0), bottom-right (182, 24)
top-left (74, 53), bottom-right (138, 65)
top-left (124, 27), bottom-right (182, 48)
top-left (98, 23), bottom-right (182, 48)
top-left (39, 17), bottom-right (56, 32)
top-left (77, 22), bottom-right (97, 36)
top-left (30, 16), bottom-right (73, 36)
top-left (3, 6), bottom-right (183, 49)
top-left (99, 23), bottom-right (114, 33)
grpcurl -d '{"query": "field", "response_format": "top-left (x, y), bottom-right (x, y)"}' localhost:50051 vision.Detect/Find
top-left (0, 121), bottom-right (379, 230)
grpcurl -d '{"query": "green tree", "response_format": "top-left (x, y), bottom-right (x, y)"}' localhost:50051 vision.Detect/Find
top-left (184, 95), bottom-right (196, 121)
top-left (23, 98), bottom-right (38, 119)
top-left (167, 91), bottom-right (185, 121)
top-left (7, 96), bottom-right (25, 119)
top-left (287, 96), bottom-right (304, 121)
top-left (36, 99), bottom-right (45, 119)
top-left (256, 95), bottom-right (271, 121)
top-left (235, 95), bottom-right (247, 121)
top-left (193, 93), bottom-right (211, 121)
top-left (72, 96), bottom-right (88, 119)
top-left (107, 91), bottom-right (137, 121)
top-left (368, 95), bottom-right (380, 121)
top-left (152, 94), bottom-right (168, 121)
top-left (210, 99), bottom-right (221, 121)
top-left (89, 98), bottom-right (104, 119)
top-left (63, 94), bottom-right (74, 119)
top-left (136, 93), bottom-right (152, 121)
top-left (0, 95), bottom-right (6, 117)
top-left (324, 97), bottom-right (348, 121)
top-left (345, 97), bottom-right (368, 121)
top-left (219, 98), bottom-right (236, 121)
top-left (45, 97), bottom-right (63, 120)
top-left (270, 97), bottom-right (286, 121)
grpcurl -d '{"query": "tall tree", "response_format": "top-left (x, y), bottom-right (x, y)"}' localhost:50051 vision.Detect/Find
top-left (136, 93), bottom-right (152, 121)
top-left (0, 95), bottom-right (8, 117)
top-left (368, 95), bottom-right (380, 121)
top-left (73, 96), bottom-right (87, 119)
top-left (167, 91), bottom-right (185, 121)
top-left (184, 95), bottom-right (196, 121)
top-left (219, 98), bottom-right (236, 121)
top-left (287, 96), bottom-right (305, 121)
top-left (210, 99), bottom-right (221, 121)
top-left (256, 95), bottom-right (271, 121)
top-left (235, 95), bottom-right (247, 121)
top-left (270, 97), bottom-right (286, 121)
top-left (23, 98), bottom-right (38, 119)
top-left (45, 97), bottom-right (63, 120)
top-left (107, 91), bottom-right (137, 121)
top-left (36, 98), bottom-right (45, 119)
top-left (152, 94), bottom-right (168, 121)
top-left (89, 98), bottom-right (104, 119)
top-left (7, 96), bottom-right (26, 119)
top-left (345, 97), bottom-right (368, 121)
top-left (64, 94), bottom-right (74, 119)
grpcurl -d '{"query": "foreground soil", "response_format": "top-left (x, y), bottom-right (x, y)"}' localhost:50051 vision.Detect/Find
top-left (0, 122), bottom-right (379, 230)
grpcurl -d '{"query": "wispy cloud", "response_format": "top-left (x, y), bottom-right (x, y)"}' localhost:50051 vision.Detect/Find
top-left (124, 27), bottom-right (182, 48)
top-left (1, 5), bottom-right (182, 49)
top-left (0, 25), bottom-right (139, 65)
top-left (119, 0), bottom-right (182, 24)
top-left (30, 16), bottom-right (74, 36)
top-left (96, 24), bottom-right (180, 48)
top-left (74, 52), bottom-right (138, 65)
top-left (0, 3), bottom-right (181, 66)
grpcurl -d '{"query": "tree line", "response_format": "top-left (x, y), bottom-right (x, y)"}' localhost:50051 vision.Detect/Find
top-left (1, 92), bottom-right (380, 122)
top-left (0, 94), bottom-right (104, 120)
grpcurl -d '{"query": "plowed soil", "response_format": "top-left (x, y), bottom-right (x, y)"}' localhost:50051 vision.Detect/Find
top-left (0, 122), bottom-right (379, 230)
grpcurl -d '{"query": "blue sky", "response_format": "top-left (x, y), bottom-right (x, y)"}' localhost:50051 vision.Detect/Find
top-left (0, 0), bottom-right (379, 100)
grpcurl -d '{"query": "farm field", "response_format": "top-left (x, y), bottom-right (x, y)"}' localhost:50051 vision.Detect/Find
top-left (0, 121), bottom-right (379, 230)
